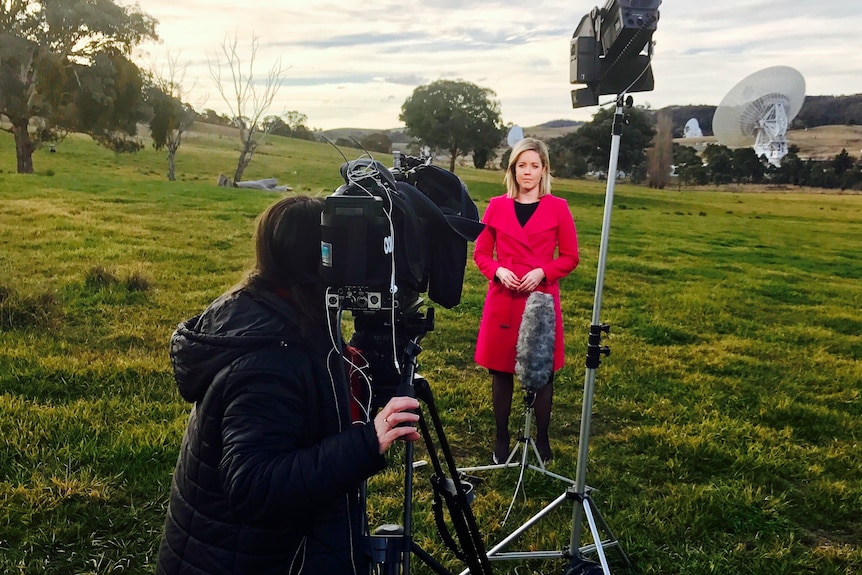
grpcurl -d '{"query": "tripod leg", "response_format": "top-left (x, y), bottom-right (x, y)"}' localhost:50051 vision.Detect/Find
top-left (581, 497), bottom-right (612, 575)
top-left (531, 382), bottom-right (554, 463)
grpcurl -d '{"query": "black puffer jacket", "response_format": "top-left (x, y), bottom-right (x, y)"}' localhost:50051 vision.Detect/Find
top-left (156, 286), bottom-right (386, 575)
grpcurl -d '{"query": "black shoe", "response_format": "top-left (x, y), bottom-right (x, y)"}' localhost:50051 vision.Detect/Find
top-left (493, 435), bottom-right (510, 464)
top-left (536, 440), bottom-right (553, 465)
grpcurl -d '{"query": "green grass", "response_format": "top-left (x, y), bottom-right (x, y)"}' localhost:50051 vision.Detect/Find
top-left (1, 132), bottom-right (860, 574)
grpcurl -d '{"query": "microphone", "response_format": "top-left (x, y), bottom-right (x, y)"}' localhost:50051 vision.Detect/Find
top-left (515, 292), bottom-right (556, 391)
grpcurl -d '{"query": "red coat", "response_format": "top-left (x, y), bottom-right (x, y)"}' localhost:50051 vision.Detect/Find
top-left (474, 194), bottom-right (579, 373)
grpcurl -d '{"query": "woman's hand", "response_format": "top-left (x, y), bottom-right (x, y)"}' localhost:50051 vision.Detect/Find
top-left (495, 266), bottom-right (521, 291)
top-left (517, 268), bottom-right (546, 292)
top-left (374, 396), bottom-right (421, 454)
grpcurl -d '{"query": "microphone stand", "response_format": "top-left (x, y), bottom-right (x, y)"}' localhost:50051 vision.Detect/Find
top-left (564, 93), bottom-right (633, 575)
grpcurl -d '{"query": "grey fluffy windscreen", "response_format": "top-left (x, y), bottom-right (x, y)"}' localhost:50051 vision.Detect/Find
top-left (515, 292), bottom-right (556, 391)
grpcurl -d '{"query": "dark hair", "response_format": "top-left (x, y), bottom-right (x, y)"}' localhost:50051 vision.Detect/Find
top-left (244, 195), bottom-right (326, 328)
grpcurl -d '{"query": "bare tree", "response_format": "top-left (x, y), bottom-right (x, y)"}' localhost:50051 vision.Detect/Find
top-left (147, 50), bottom-right (198, 181)
top-left (647, 112), bottom-right (673, 189)
top-left (208, 32), bottom-right (288, 184)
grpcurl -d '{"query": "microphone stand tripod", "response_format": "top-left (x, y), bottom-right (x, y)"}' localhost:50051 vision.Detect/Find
top-left (563, 93), bottom-right (634, 575)
top-left (458, 388), bottom-right (576, 525)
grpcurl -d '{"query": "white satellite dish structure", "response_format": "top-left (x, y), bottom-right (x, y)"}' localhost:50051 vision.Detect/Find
top-left (507, 125), bottom-right (524, 147)
top-left (712, 66), bottom-right (806, 167)
top-left (683, 118), bottom-right (703, 138)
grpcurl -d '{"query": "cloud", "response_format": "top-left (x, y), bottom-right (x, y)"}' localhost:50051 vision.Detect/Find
top-left (136, 0), bottom-right (862, 130)
top-left (383, 74), bottom-right (427, 86)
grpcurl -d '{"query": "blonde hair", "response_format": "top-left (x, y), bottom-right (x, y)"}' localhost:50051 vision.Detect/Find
top-left (504, 137), bottom-right (552, 199)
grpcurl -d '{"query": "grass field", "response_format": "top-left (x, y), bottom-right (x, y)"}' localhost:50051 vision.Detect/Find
top-left (1, 130), bottom-right (860, 575)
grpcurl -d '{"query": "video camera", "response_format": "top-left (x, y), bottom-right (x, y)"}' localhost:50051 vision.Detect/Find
top-left (321, 152), bottom-right (484, 316)
top-left (570, 0), bottom-right (661, 108)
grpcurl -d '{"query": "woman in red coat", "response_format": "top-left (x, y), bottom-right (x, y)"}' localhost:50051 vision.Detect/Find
top-left (474, 138), bottom-right (579, 464)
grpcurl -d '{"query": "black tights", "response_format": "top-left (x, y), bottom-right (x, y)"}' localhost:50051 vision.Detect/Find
top-left (492, 372), bottom-right (553, 461)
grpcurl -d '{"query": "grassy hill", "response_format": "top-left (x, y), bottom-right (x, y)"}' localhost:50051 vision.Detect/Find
top-left (1, 132), bottom-right (860, 574)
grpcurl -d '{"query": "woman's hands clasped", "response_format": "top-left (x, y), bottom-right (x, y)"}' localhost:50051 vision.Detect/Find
top-left (495, 266), bottom-right (545, 292)
top-left (374, 396), bottom-right (421, 454)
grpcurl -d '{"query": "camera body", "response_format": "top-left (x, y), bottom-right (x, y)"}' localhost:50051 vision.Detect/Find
top-left (321, 154), bottom-right (484, 316)
top-left (321, 153), bottom-right (484, 398)
top-left (321, 188), bottom-right (400, 312)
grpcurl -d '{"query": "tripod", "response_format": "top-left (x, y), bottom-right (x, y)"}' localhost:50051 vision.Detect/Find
top-left (459, 389), bottom-right (575, 524)
top-left (562, 94), bottom-right (635, 575)
top-left (359, 306), bottom-right (494, 575)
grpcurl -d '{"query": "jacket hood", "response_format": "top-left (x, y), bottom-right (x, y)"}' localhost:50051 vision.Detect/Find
top-left (169, 289), bottom-right (304, 402)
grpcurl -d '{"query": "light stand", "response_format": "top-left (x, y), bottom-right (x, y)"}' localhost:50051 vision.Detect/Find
top-left (454, 388), bottom-right (578, 575)
top-left (563, 93), bottom-right (634, 575)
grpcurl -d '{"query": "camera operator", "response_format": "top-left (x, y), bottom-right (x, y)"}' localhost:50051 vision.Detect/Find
top-left (156, 195), bottom-right (420, 575)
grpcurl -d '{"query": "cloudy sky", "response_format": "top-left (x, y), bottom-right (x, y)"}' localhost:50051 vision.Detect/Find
top-left (135, 0), bottom-right (862, 131)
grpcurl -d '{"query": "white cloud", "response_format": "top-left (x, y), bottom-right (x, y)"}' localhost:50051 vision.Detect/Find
top-left (136, 0), bottom-right (862, 130)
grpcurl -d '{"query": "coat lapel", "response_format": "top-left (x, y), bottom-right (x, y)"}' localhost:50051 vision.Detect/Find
top-left (490, 197), bottom-right (531, 248)
top-left (522, 196), bottom-right (556, 237)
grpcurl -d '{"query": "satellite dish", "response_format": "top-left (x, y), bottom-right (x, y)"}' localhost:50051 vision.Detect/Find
top-left (683, 118), bottom-right (703, 138)
top-left (712, 66), bottom-right (805, 167)
top-left (507, 125), bottom-right (524, 147)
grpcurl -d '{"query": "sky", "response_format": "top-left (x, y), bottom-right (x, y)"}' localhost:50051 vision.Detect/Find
top-left (134, 0), bottom-right (862, 131)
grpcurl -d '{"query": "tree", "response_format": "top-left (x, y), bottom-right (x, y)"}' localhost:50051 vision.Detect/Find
top-left (547, 137), bottom-right (588, 178)
top-left (146, 51), bottom-right (196, 181)
top-left (731, 147), bottom-right (766, 184)
top-left (646, 112), bottom-right (673, 189)
top-left (472, 146), bottom-right (494, 169)
top-left (773, 146), bottom-right (806, 186)
top-left (0, 0), bottom-right (158, 173)
top-left (209, 32), bottom-right (288, 184)
top-left (832, 148), bottom-right (855, 175)
top-left (359, 133), bottom-right (391, 154)
top-left (547, 106), bottom-right (655, 177)
top-left (672, 143), bottom-right (702, 169)
top-left (262, 111), bottom-right (314, 140)
top-left (678, 163), bottom-right (709, 186)
top-left (702, 143), bottom-right (734, 185)
top-left (400, 80), bottom-right (503, 172)
top-left (198, 109), bottom-right (232, 126)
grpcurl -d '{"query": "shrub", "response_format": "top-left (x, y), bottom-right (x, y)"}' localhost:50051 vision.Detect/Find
top-left (84, 266), bottom-right (119, 290)
top-left (124, 271), bottom-right (152, 292)
top-left (0, 287), bottom-right (63, 330)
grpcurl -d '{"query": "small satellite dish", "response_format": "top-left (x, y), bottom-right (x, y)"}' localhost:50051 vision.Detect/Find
top-left (507, 125), bottom-right (524, 147)
top-left (683, 118), bottom-right (703, 138)
top-left (712, 66), bottom-right (805, 167)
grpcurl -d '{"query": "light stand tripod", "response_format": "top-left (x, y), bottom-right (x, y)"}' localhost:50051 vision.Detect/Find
top-left (562, 93), bottom-right (635, 575)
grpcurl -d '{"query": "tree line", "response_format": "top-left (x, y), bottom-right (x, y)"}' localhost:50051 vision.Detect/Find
top-left (3, 0), bottom-right (861, 191)
top-left (672, 144), bottom-right (862, 191)
top-left (543, 106), bottom-right (862, 192)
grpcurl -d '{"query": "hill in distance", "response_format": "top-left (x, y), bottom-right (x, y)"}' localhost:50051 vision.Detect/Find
top-left (319, 94), bottom-right (862, 143)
